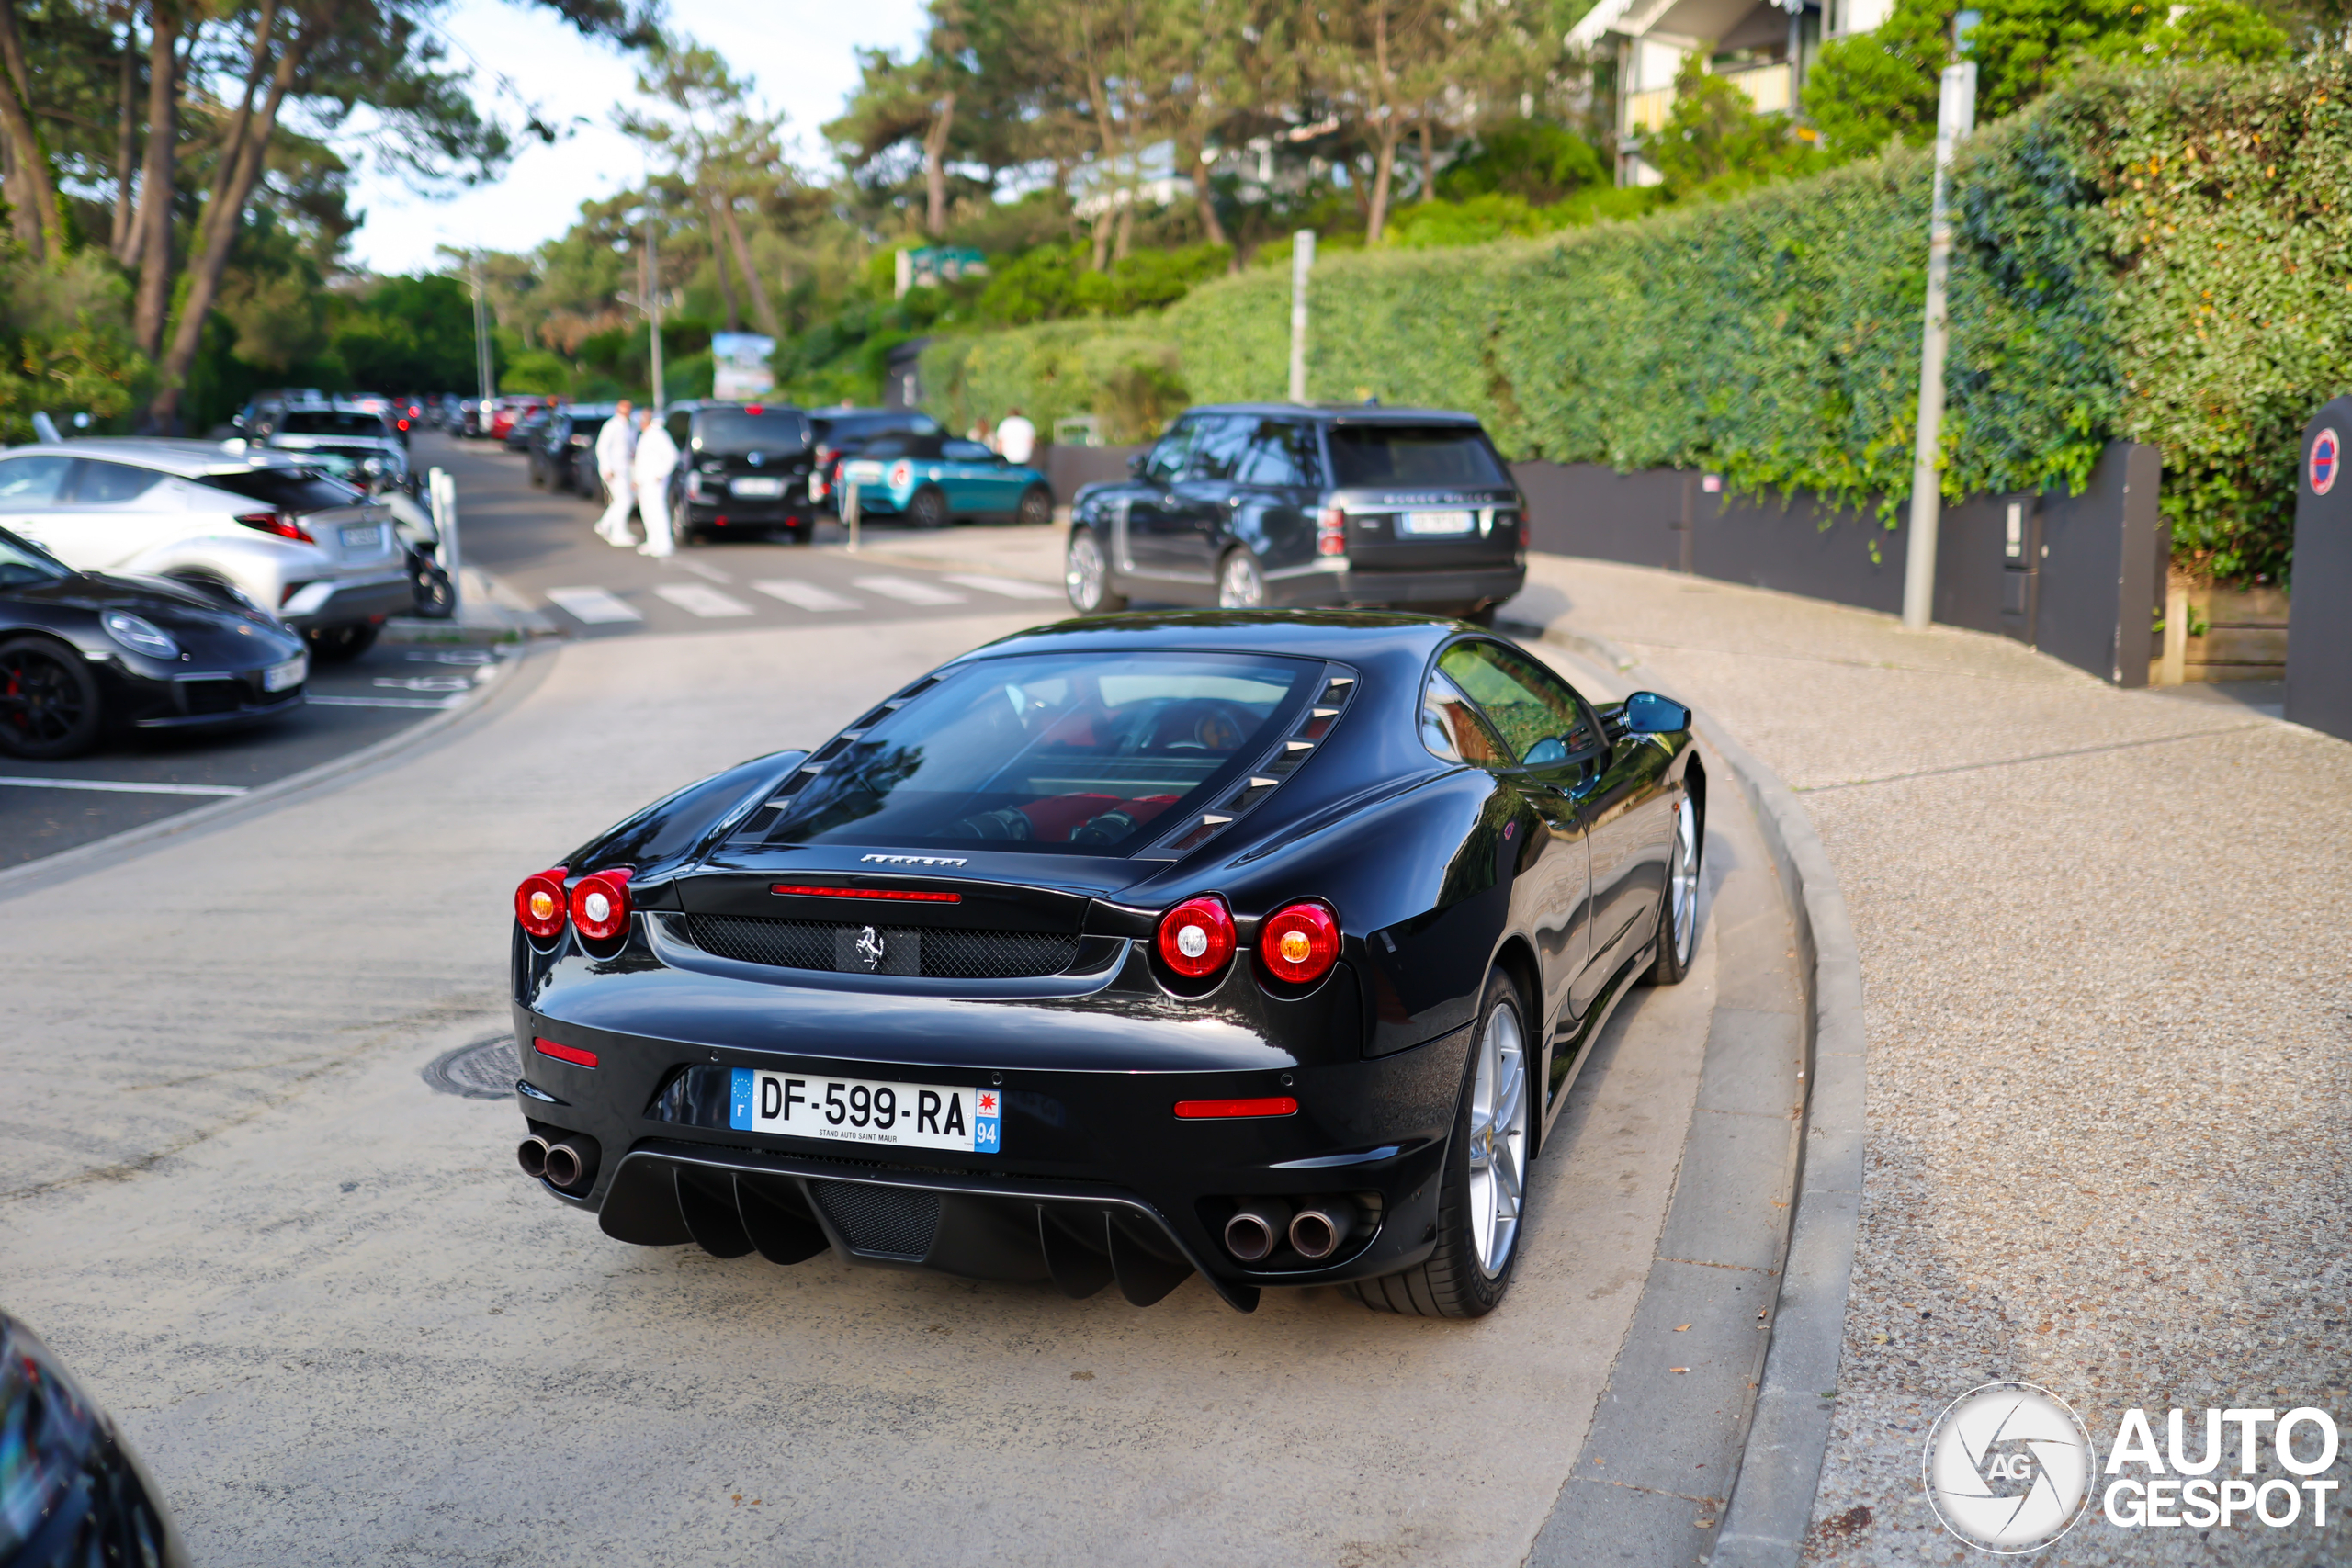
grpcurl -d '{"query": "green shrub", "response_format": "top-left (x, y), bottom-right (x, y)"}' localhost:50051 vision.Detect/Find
top-left (1436, 119), bottom-right (1607, 204)
top-left (920, 320), bottom-right (1186, 444)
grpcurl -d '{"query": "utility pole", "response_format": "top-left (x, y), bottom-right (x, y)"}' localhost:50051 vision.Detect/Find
top-left (469, 253), bottom-right (494, 406)
top-left (644, 212), bottom-right (666, 411)
top-left (1901, 60), bottom-right (1977, 630)
top-left (1288, 230), bottom-right (1315, 404)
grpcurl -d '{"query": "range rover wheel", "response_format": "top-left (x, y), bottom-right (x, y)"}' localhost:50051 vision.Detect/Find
top-left (1350, 969), bottom-right (1530, 1318)
top-left (1216, 550), bottom-right (1267, 609)
top-left (1066, 527), bottom-right (1126, 614)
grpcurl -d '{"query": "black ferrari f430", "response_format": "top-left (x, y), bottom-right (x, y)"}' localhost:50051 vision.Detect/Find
top-left (509, 612), bottom-right (1703, 1317)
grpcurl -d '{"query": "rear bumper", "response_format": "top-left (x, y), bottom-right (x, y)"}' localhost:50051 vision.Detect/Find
top-left (280, 571), bottom-right (412, 628)
top-left (682, 499), bottom-right (811, 528)
top-left (1267, 558), bottom-right (1526, 609)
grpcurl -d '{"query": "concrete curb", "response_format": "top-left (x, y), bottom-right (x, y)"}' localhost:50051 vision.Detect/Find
top-left (0, 642), bottom-right (561, 906)
top-left (1525, 626), bottom-right (1866, 1568)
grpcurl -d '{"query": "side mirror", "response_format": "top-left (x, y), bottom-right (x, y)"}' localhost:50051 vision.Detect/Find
top-left (1126, 451), bottom-right (1147, 476)
top-left (1622, 691), bottom-right (1691, 735)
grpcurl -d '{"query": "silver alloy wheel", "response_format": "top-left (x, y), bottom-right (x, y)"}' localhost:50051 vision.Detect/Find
top-left (1218, 551), bottom-right (1265, 608)
top-left (1067, 530), bottom-right (1108, 610)
top-left (1467, 997), bottom-right (1529, 1277)
top-left (1667, 795), bottom-right (1699, 967)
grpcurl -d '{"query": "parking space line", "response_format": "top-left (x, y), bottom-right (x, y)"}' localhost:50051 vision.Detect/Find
top-left (308, 694), bottom-right (463, 710)
top-left (853, 575), bottom-right (967, 606)
top-left (752, 581), bottom-right (859, 612)
top-left (653, 583), bottom-right (754, 617)
top-left (544, 586), bottom-right (643, 624)
top-left (943, 572), bottom-right (1062, 601)
top-left (0, 776), bottom-right (250, 796)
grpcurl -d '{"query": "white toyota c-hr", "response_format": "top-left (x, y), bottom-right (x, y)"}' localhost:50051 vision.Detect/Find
top-left (0, 439), bottom-right (413, 660)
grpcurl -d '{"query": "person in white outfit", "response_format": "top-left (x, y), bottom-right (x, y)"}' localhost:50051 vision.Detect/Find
top-left (630, 408), bottom-right (680, 558)
top-left (593, 399), bottom-right (638, 545)
top-left (997, 405), bottom-right (1036, 466)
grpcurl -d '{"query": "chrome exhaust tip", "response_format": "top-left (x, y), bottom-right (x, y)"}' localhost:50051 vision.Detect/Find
top-left (1223, 1199), bottom-right (1291, 1264)
top-left (1288, 1197), bottom-right (1360, 1261)
top-left (515, 1135), bottom-right (549, 1179)
top-left (542, 1140), bottom-right (584, 1190)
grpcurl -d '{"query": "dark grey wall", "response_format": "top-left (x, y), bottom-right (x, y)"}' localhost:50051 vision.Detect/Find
top-left (2288, 398), bottom-right (2352, 742)
top-left (1043, 443), bottom-right (1147, 502)
top-left (1510, 441), bottom-right (2166, 687)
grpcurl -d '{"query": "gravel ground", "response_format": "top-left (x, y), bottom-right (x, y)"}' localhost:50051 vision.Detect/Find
top-left (1507, 558), bottom-right (2352, 1565)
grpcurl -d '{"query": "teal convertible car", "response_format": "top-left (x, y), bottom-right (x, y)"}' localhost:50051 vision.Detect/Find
top-left (837, 433), bottom-right (1054, 527)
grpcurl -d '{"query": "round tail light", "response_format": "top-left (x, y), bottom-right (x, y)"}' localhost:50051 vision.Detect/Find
top-left (570, 868), bottom-right (634, 942)
top-left (888, 459), bottom-right (912, 490)
top-left (514, 867), bottom-right (569, 940)
top-left (1260, 900), bottom-right (1340, 985)
top-left (1157, 895), bottom-right (1236, 979)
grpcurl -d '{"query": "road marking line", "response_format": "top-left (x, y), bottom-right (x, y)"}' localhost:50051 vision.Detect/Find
top-left (545, 585), bottom-right (643, 624)
top-left (752, 580), bottom-right (860, 612)
top-left (674, 559), bottom-right (733, 584)
top-left (653, 583), bottom-right (754, 617)
top-left (0, 776), bottom-right (249, 797)
top-left (943, 572), bottom-right (1061, 601)
top-left (854, 575), bottom-right (966, 606)
top-left (308, 694), bottom-right (463, 710)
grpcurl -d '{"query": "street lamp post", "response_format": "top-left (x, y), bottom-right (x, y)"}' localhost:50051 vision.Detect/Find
top-left (1288, 230), bottom-right (1315, 404)
top-left (644, 217), bottom-right (665, 410)
top-left (1900, 62), bottom-right (1978, 631)
top-left (469, 253), bottom-right (493, 407)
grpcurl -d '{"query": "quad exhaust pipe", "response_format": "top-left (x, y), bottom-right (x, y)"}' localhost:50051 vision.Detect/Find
top-left (1287, 1197), bottom-right (1359, 1261)
top-left (517, 1133), bottom-right (597, 1192)
top-left (1222, 1199), bottom-right (1291, 1263)
top-left (516, 1135), bottom-right (549, 1179)
top-left (542, 1139), bottom-right (590, 1190)
top-left (1222, 1195), bottom-right (1364, 1264)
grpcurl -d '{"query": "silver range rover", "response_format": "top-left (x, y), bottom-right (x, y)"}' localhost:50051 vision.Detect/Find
top-left (0, 439), bottom-right (413, 660)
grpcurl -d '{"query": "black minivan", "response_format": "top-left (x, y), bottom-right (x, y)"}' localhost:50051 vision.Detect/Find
top-left (1064, 403), bottom-right (1527, 622)
top-left (660, 400), bottom-right (820, 545)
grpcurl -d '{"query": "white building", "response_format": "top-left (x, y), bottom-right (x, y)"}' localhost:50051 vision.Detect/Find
top-left (1568, 0), bottom-right (1893, 186)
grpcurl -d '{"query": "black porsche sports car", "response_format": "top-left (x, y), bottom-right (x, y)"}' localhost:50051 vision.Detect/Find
top-left (508, 612), bottom-right (1703, 1317)
top-left (0, 1309), bottom-right (190, 1567)
top-left (0, 527), bottom-right (309, 760)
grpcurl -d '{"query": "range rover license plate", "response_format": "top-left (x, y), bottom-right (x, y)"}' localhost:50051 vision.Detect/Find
top-left (729, 1068), bottom-right (1001, 1154)
top-left (1400, 509), bottom-right (1475, 536)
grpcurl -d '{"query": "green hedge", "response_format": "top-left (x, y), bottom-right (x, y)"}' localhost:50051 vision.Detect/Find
top-left (926, 62), bottom-right (2352, 581)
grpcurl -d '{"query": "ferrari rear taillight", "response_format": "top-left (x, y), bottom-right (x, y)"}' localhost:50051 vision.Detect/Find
top-left (1259, 900), bottom-right (1340, 985)
top-left (236, 510), bottom-right (314, 544)
top-left (1157, 895), bottom-right (1236, 979)
top-left (1316, 506), bottom-right (1346, 557)
top-left (569, 868), bottom-right (633, 942)
top-left (515, 867), bottom-right (569, 939)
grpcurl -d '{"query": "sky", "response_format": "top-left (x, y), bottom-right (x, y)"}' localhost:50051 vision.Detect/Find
top-left (339, 0), bottom-right (928, 275)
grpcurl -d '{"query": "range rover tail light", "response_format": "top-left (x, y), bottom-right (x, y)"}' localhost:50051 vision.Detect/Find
top-left (514, 867), bottom-right (569, 939)
top-left (1317, 506), bottom-right (1346, 557)
top-left (1157, 895), bottom-right (1236, 979)
top-left (236, 510), bottom-right (314, 544)
top-left (569, 868), bottom-right (634, 942)
top-left (1259, 900), bottom-right (1340, 985)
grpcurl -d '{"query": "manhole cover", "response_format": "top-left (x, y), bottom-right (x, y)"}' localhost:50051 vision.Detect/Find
top-left (424, 1034), bottom-right (521, 1100)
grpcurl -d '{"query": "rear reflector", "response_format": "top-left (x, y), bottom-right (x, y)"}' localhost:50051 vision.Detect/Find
top-left (769, 884), bottom-right (960, 903)
top-left (1173, 1097), bottom-right (1297, 1120)
top-left (534, 1037), bottom-right (598, 1068)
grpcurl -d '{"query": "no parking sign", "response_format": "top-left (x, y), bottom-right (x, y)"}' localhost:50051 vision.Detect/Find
top-left (2310, 426), bottom-right (2339, 495)
top-left (2289, 401), bottom-right (2352, 742)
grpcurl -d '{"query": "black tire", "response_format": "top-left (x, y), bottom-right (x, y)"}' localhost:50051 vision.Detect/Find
top-left (1065, 526), bottom-right (1126, 614)
top-left (1646, 791), bottom-right (1702, 985)
top-left (1350, 969), bottom-right (1531, 1319)
top-left (307, 623), bottom-right (379, 663)
top-left (0, 635), bottom-right (104, 760)
top-left (908, 484), bottom-right (951, 529)
top-left (1016, 484), bottom-right (1054, 527)
top-left (410, 556), bottom-right (457, 619)
top-left (1463, 602), bottom-right (1498, 628)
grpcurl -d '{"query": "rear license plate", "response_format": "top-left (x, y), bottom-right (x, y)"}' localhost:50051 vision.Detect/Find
top-left (843, 462), bottom-right (883, 483)
top-left (1400, 509), bottom-right (1476, 536)
top-left (262, 653), bottom-right (307, 693)
top-left (340, 524), bottom-right (382, 549)
top-left (731, 476), bottom-right (786, 498)
top-left (729, 1068), bottom-right (1001, 1154)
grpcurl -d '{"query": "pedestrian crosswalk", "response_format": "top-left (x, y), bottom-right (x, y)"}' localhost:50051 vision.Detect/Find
top-left (853, 575), bottom-right (966, 606)
top-left (653, 582), bottom-right (753, 617)
top-left (544, 586), bottom-right (643, 624)
top-left (752, 580), bottom-right (858, 612)
top-left (541, 567), bottom-right (1065, 626)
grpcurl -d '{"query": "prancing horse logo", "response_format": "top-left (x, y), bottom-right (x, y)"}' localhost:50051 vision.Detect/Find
top-left (855, 926), bottom-right (886, 970)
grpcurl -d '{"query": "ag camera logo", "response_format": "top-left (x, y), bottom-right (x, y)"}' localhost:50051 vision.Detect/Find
top-left (1923, 1382), bottom-right (2096, 1553)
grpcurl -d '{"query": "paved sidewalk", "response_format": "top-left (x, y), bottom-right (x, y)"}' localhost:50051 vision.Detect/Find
top-left (1510, 558), bottom-right (2351, 1565)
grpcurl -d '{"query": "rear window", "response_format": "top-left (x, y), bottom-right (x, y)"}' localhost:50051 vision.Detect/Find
top-left (1328, 424), bottom-right (1510, 489)
top-left (280, 411), bottom-right (390, 437)
top-left (201, 468), bottom-right (365, 513)
top-left (858, 434), bottom-right (944, 460)
top-left (755, 650), bottom-right (1318, 854)
top-left (697, 409), bottom-right (811, 456)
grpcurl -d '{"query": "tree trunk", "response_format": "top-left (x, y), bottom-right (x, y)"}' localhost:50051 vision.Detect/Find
top-left (1363, 4), bottom-right (1397, 243)
top-left (203, 0), bottom-right (279, 218)
top-left (921, 89), bottom-right (956, 238)
top-left (1113, 189), bottom-right (1133, 261)
top-left (109, 10), bottom-right (140, 260)
top-left (0, 0), bottom-right (63, 260)
top-left (715, 195), bottom-right (779, 336)
top-left (1182, 130), bottom-right (1228, 250)
top-left (1418, 117), bottom-right (1434, 203)
top-left (148, 17), bottom-right (312, 427)
top-left (705, 196), bottom-right (741, 333)
top-left (130, 3), bottom-right (179, 359)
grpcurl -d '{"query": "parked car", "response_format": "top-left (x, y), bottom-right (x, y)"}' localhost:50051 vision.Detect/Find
top-left (231, 388), bottom-right (328, 443)
top-left (503, 401), bottom-right (555, 454)
top-left (808, 407), bottom-right (942, 512)
top-left (0, 1309), bottom-right (190, 1564)
top-left (0, 440), bottom-right (412, 661)
top-left (835, 431), bottom-right (1052, 528)
top-left (654, 400), bottom-right (820, 545)
top-left (263, 403), bottom-right (415, 496)
top-left (486, 396), bottom-right (541, 442)
top-left (529, 404), bottom-right (615, 496)
top-left (502, 614), bottom-right (1704, 1319)
top-left (1064, 404), bottom-right (1528, 624)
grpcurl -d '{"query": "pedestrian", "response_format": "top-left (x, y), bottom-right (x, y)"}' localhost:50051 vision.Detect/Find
top-left (967, 416), bottom-right (993, 450)
top-left (631, 407), bottom-right (680, 558)
top-left (594, 398), bottom-right (638, 546)
top-left (997, 404), bottom-right (1035, 466)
